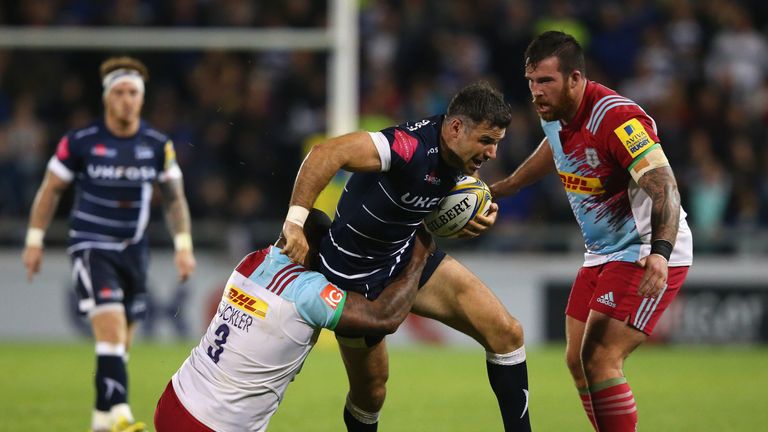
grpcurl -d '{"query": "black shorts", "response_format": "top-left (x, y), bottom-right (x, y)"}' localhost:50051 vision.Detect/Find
top-left (69, 244), bottom-right (149, 322)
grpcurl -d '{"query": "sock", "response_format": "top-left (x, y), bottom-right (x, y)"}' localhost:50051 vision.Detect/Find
top-left (578, 386), bottom-right (598, 431)
top-left (95, 342), bottom-right (128, 412)
top-left (91, 409), bottom-right (112, 431)
top-left (590, 377), bottom-right (637, 432)
top-left (343, 395), bottom-right (379, 432)
top-left (486, 347), bottom-right (532, 432)
top-left (110, 403), bottom-right (135, 424)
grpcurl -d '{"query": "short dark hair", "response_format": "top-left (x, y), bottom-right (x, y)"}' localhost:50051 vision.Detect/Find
top-left (524, 31), bottom-right (585, 76)
top-left (99, 56), bottom-right (149, 81)
top-left (446, 81), bottom-right (512, 129)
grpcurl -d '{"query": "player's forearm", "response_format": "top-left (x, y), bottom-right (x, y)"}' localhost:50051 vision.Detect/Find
top-left (638, 167), bottom-right (680, 246)
top-left (160, 179), bottom-right (193, 250)
top-left (490, 138), bottom-right (555, 198)
top-left (27, 175), bottom-right (65, 233)
top-left (371, 254), bottom-right (430, 330)
top-left (289, 143), bottom-right (343, 209)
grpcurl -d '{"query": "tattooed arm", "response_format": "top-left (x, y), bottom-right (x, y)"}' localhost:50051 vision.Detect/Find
top-left (159, 178), bottom-right (196, 281)
top-left (635, 166), bottom-right (681, 297)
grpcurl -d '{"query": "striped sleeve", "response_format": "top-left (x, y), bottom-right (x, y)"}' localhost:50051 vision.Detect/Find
top-left (590, 97), bottom-right (661, 170)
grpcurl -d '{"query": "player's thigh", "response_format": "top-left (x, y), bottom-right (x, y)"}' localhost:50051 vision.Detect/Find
top-left (565, 316), bottom-right (587, 382)
top-left (412, 255), bottom-right (522, 352)
top-left (582, 310), bottom-right (646, 370)
top-left (337, 338), bottom-right (389, 411)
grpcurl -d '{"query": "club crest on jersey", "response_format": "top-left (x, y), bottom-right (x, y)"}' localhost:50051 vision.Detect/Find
top-left (320, 284), bottom-right (344, 309)
top-left (91, 143), bottom-right (117, 158)
top-left (424, 171), bottom-right (441, 185)
top-left (134, 145), bottom-right (154, 160)
top-left (614, 118), bottom-right (653, 157)
top-left (585, 148), bottom-right (600, 168)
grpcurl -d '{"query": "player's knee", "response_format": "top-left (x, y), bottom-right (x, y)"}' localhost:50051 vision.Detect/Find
top-left (565, 351), bottom-right (584, 380)
top-left (350, 384), bottom-right (387, 412)
top-left (487, 315), bottom-right (524, 353)
top-left (580, 344), bottom-right (618, 377)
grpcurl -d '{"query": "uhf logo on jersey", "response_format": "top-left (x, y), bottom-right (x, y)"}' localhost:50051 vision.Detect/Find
top-left (91, 143), bottom-right (118, 158)
top-left (585, 148), bottom-right (601, 168)
top-left (320, 284), bottom-right (344, 309)
top-left (401, 192), bottom-right (441, 208)
top-left (87, 164), bottom-right (157, 181)
top-left (558, 172), bottom-right (605, 195)
top-left (424, 171), bottom-right (441, 185)
top-left (614, 118), bottom-right (653, 157)
top-left (225, 285), bottom-right (268, 319)
top-left (134, 145), bottom-right (154, 160)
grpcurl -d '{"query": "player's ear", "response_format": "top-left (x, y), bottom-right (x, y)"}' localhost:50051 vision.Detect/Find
top-left (569, 70), bottom-right (581, 88)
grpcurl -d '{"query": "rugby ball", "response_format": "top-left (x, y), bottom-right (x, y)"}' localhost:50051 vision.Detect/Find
top-left (424, 176), bottom-right (492, 238)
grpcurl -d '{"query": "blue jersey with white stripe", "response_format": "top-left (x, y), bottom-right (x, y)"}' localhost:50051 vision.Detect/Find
top-left (47, 119), bottom-right (182, 253)
top-left (318, 115), bottom-right (463, 298)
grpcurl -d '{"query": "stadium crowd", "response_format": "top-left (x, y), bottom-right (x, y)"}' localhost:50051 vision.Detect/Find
top-left (1, 0), bottom-right (767, 254)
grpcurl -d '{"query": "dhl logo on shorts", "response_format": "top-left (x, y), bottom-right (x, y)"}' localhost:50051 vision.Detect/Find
top-left (558, 172), bottom-right (605, 195)
top-left (225, 284), bottom-right (268, 319)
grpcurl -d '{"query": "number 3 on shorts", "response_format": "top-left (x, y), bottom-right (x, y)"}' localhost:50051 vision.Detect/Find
top-left (207, 324), bottom-right (230, 364)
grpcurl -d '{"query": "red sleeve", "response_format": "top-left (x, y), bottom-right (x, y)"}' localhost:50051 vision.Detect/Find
top-left (596, 107), bottom-right (660, 170)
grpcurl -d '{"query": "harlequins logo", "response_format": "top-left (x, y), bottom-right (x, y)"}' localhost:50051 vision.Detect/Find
top-left (585, 148), bottom-right (600, 168)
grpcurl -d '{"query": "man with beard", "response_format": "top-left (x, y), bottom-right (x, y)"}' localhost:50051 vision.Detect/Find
top-left (491, 31), bottom-right (693, 432)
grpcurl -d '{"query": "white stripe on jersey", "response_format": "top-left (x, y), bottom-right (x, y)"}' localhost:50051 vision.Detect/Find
top-left (69, 230), bottom-right (125, 241)
top-left (377, 182), bottom-right (432, 213)
top-left (586, 95), bottom-right (627, 131)
top-left (67, 241), bottom-right (128, 254)
top-left (74, 126), bottom-right (99, 140)
top-left (130, 182), bottom-right (152, 243)
top-left (589, 101), bottom-right (638, 134)
top-left (347, 224), bottom-right (416, 244)
top-left (328, 230), bottom-right (374, 259)
top-left (81, 192), bottom-right (142, 208)
top-left (363, 204), bottom-right (422, 226)
top-left (319, 253), bottom-right (383, 280)
top-left (74, 210), bottom-right (138, 228)
top-left (369, 131), bottom-right (391, 172)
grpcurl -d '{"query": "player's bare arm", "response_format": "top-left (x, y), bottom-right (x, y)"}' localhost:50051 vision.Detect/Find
top-left (283, 131), bottom-right (382, 263)
top-left (635, 164), bottom-right (681, 298)
top-left (22, 170), bottom-right (69, 281)
top-left (159, 178), bottom-right (196, 281)
top-left (490, 137), bottom-right (556, 198)
top-left (335, 229), bottom-right (435, 335)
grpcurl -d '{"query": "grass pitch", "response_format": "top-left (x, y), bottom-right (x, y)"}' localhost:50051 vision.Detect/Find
top-left (0, 341), bottom-right (764, 431)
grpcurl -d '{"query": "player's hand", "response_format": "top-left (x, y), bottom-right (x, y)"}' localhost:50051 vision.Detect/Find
top-left (22, 246), bottom-right (44, 282)
top-left (635, 254), bottom-right (669, 298)
top-left (281, 220), bottom-right (309, 265)
top-left (457, 202), bottom-right (498, 239)
top-left (175, 249), bottom-right (196, 281)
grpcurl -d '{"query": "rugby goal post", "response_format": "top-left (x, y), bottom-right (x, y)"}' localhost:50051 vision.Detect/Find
top-left (0, 0), bottom-right (359, 137)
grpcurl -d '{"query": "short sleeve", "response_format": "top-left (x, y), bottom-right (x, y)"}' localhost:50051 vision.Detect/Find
top-left (158, 139), bottom-right (182, 182)
top-left (46, 134), bottom-right (77, 182)
top-left (291, 271), bottom-right (347, 330)
top-left (599, 112), bottom-right (661, 170)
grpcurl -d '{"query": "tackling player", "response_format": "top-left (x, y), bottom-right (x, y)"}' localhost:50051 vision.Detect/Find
top-left (154, 209), bottom-right (434, 431)
top-left (22, 56), bottom-right (196, 432)
top-left (282, 82), bottom-right (531, 431)
top-left (491, 31), bottom-right (693, 431)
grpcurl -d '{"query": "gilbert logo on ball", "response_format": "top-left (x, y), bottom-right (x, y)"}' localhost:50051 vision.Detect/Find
top-left (425, 176), bottom-right (492, 238)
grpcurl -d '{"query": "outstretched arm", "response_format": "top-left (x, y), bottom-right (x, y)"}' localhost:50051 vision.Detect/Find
top-left (489, 137), bottom-right (556, 198)
top-left (635, 165), bottom-right (681, 297)
top-left (282, 131), bottom-right (383, 264)
top-left (334, 229), bottom-right (435, 335)
top-left (22, 170), bottom-right (70, 281)
top-left (158, 178), bottom-right (196, 281)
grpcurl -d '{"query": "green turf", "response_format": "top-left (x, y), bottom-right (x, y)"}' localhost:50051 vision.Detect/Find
top-left (0, 342), bottom-right (765, 431)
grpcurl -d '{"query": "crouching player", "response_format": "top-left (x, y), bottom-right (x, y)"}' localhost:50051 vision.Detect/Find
top-left (155, 209), bottom-right (434, 431)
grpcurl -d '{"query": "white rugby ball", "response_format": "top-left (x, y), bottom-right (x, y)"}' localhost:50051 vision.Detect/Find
top-left (424, 176), bottom-right (492, 238)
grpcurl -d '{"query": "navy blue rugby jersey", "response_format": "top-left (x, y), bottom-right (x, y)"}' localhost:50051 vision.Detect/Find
top-left (318, 115), bottom-right (464, 298)
top-left (46, 119), bottom-right (182, 253)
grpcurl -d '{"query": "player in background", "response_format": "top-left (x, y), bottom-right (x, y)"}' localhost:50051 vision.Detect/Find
top-left (154, 209), bottom-right (434, 432)
top-left (21, 56), bottom-right (196, 432)
top-left (282, 82), bottom-right (531, 431)
top-left (490, 31), bottom-right (693, 431)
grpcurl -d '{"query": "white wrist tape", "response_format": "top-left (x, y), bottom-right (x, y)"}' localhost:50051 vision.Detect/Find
top-left (25, 228), bottom-right (45, 248)
top-left (286, 205), bottom-right (310, 228)
top-left (174, 232), bottom-right (193, 251)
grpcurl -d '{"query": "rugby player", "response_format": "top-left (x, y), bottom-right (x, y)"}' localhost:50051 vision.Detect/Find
top-left (22, 56), bottom-right (196, 432)
top-left (154, 209), bottom-right (434, 431)
top-left (282, 82), bottom-right (531, 431)
top-left (491, 31), bottom-right (693, 431)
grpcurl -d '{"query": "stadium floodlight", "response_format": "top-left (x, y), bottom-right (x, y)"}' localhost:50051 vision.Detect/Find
top-left (0, 0), bottom-right (359, 136)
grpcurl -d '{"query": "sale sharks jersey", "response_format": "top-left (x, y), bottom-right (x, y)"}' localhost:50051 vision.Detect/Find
top-left (317, 115), bottom-right (463, 298)
top-left (540, 81), bottom-right (692, 266)
top-left (47, 119), bottom-right (182, 253)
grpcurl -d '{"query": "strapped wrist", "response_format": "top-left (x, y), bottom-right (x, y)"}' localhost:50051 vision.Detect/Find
top-left (285, 205), bottom-right (309, 228)
top-left (174, 232), bottom-right (193, 252)
top-left (650, 239), bottom-right (673, 261)
top-left (25, 228), bottom-right (45, 248)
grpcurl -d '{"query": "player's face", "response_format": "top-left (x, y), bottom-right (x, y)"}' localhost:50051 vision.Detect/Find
top-left (443, 117), bottom-right (504, 175)
top-left (526, 56), bottom-right (579, 122)
top-left (104, 82), bottom-right (143, 124)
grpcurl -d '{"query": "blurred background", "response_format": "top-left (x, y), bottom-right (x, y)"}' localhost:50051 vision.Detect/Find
top-left (0, 0), bottom-right (767, 347)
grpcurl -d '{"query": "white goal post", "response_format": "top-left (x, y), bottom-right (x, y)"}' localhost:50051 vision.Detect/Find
top-left (0, 0), bottom-right (359, 136)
